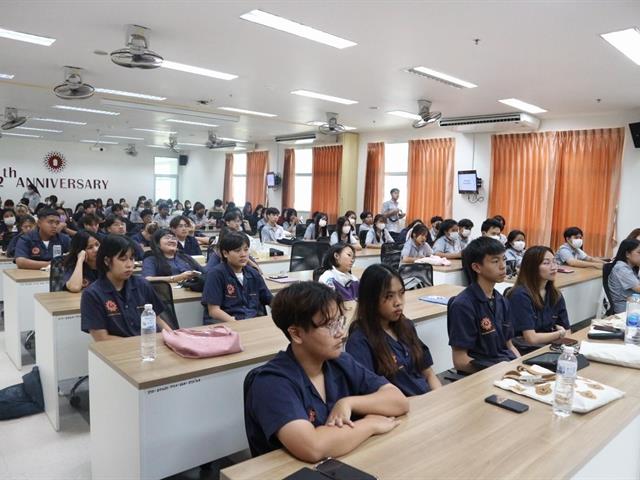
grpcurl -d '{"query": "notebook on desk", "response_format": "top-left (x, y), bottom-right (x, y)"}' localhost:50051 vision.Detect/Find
top-left (419, 295), bottom-right (449, 305)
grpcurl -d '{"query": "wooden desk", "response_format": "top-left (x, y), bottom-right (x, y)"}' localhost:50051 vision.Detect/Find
top-left (0, 253), bottom-right (16, 302)
top-left (3, 268), bottom-right (50, 369)
top-left (221, 328), bottom-right (640, 480)
top-left (87, 283), bottom-right (463, 480)
top-left (34, 285), bottom-right (204, 431)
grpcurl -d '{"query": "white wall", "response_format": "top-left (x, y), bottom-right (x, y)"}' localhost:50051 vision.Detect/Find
top-left (0, 137), bottom-right (154, 207)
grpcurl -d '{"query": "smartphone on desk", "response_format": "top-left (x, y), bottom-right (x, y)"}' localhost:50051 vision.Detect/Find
top-left (315, 458), bottom-right (377, 480)
top-left (485, 395), bottom-right (529, 414)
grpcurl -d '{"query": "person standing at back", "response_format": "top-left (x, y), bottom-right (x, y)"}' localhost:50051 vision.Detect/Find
top-left (382, 188), bottom-right (405, 234)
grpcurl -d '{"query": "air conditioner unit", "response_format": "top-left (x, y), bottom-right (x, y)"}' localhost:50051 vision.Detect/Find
top-left (439, 112), bottom-right (540, 133)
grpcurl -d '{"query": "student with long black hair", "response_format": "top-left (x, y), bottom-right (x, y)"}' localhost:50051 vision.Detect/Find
top-left (365, 214), bottom-right (394, 248)
top-left (80, 235), bottom-right (172, 341)
top-left (400, 224), bottom-right (433, 264)
top-left (432, 219), bottom-right (462, 259)
top-left (317, 243), bottom-right (360, 301)
top-left (63, 231), bottom-right (100, 292)
top-left (329, 216), bottom-right (362, 250)
top-left (141, 228), bottom-right (203, 282)
top-left (608, 238), bottom-right (640, 314)
top-left (346, 264), bottom-right (441, 395)
top-left (304, 212), bottom-right (329, 240)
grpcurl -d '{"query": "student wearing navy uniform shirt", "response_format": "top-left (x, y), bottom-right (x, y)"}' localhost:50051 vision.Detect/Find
top-left (346, 264), bottom-right (441, 396)
top-left (103, 215), bottom-right (144, 260)
top-left (78, 214), bottom-right (101, 235)
top-left (506, 246), bottom-right (569, 345)
top-left (170, 215), bottom-right (202, 256)
top-left (6, 215), bottom-right (36, 258)
top-left (63, 231), bottom-right (100, 293)
top-left (448, 237), bottom-right (520, 373)
top-left (15, 208), bottom-right (71, 270)
top-left (131, 220), bottom-right (157, 250)
top-left (203, 232), bottom-right (273, 323)
top-left (244, 281), bottom-right (409, 461)
top-left (80, 235), bottom-right (172, 341)
top-left (142, 228), bottom-right (203, 282)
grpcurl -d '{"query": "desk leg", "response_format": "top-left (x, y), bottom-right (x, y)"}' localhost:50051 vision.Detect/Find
top-left (413, 314), bottom-right (452, 374)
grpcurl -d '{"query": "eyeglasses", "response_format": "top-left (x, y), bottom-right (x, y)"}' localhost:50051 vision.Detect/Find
top-left (162, 234), bottom-right (178, 241)
top-left (320, 315), bottom-right (347, 336)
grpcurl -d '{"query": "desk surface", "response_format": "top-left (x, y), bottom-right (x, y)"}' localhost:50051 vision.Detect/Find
top-left (432, 258), bottom-right (463, 272)
top-left (505, 267), bottom-right (602, 289)
top-left (4, 268), bottom-right (50, 282)
top-left (221, 327), bottom-right (640, 480)
top-left (89, 284), bottom-right (463, 390)
top-left (0, 254), bottom-right (14, 264)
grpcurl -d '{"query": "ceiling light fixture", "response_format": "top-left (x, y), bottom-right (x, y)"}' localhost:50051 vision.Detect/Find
top-left (160, 60), bottom-right (237, 80)
top-left (80, 140), bottom-right (119, 145)
top-left (177, 142), bottom-right (205, 147)
top-left (601, 27), bottom-right (640, 65)
top-left (145, 144), bottom-right (169, 149)
top-left (16, 126), bottom-right (62, 133)
top-left (0, 73), bottom-right (15, 79)
top-left (291, 89), bottom-right (358, 105)
top-left (103, 135), bottom-right (145, 141)
top-left (498, 98), bottom-right (547, 114)
top-left (218, 106), bottom-right (277, 117)
top-left (275, 132), bottom-right (317, 143)
top-left (2, 132), bottom-right (41, 138)
top-left (0, 27), bottom-right (56, 46)
top-left (387, 110), bottom-right (422, 120)
top-left (52, 105), bottom-right (119, 116)
top-left (133, 128), bottom-right (177, 134)
top-left (239, 9), bottom-right (356, 49)
top-left (31, 117), bottom-right (87, 125)
top-left (101, 98), bottom-right (239, 122)
top-left (405, 66), bottom-right (477, 89)
top-left (221, 137), bottom-right (248, 143)
top-left (94, 87), bottom-right (166, 101)
top-left (166, 119), bottom-right (218, 127)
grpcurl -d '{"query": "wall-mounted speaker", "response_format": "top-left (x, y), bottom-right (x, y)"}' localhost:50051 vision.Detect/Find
top-left (629, 122), bottom-right (640, 148)
top-left (178, 154), bottom-right (189, 166)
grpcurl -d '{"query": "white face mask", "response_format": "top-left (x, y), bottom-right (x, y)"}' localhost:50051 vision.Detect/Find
top-left (349, 217), bottom-right (356, 226)
top-left (376, 223), bottom-right (386, 230)
top-left (489, 234), bottom-right (501, 241)
top-left (571, 238), bottom-right (583, 249)
top-left (448, 232), bottom-right (460, 241)
top-left (174, 210), bottom-right (183, 216)
top-left (342, 225), bottom-right (352, 234)
top-left (318, 219), bottom-right (327, 228)
top-left (460, 228), bottom-right (471, 238)
top-left (4, 216), bottom-right (16, 226)
top-left (512, 240), bottom-right (526, 252)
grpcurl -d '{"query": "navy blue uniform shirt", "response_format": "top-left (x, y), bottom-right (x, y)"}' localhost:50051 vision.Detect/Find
top-left (245, 345), bottom-right (389, 457)
top-left (131, 232), bottom-right (151, 248)
top-left (177, 235), bottom-right (202, 256)
top-left (62, 263), bottom-right (99, 291)
top-left (80, 275), bottom-right (165, 337)
top-left (346, 321), bottom-right (434, 396)
top-left (448, 282), bottom-right (516, 368)
top-left (202, 262), bottom-right (273, 322)
top-left (5, 232), bottom-right (23, 258)
top-left (141, 254), bottom-right (203, 277)
top-left (509, 285), bottom-right (570, 336)
top-left (14, 228), bottom-right (70, 262)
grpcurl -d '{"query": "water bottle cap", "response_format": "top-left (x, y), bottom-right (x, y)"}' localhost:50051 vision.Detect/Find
top-left (144, 303), bottom-right (153, 310)
top-left (563, 346), bottom-right (575, 355)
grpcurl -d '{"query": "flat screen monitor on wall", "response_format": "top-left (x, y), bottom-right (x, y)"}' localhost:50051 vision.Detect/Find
top-left (458, 170), bottom-right (478, 194)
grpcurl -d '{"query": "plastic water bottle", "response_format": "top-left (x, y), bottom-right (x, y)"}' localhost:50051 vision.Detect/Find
top-left (53, 244), bottom-right (62, 258)
top-left (552, 346), bottom-right (577, 417)
top-left (624, 294), bottom-right (640, 345)
top-left (140, 304), bottom-right (156, 362)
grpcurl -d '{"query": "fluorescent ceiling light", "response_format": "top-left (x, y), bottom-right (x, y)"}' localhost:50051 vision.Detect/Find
top-left (291, 90), bottom-right (357, 105)
top-left (0, 73), bottom-right (14, 79)
top-left (133, 128), bottom-right (177, 134)
top-left (295, 138), bottom-right (314, 144)
top-left (2, 132), bottom-right (40, 138)
top-left (166, 119), bottom-right (218, 127)
top-left (31, 117), bottom-right (87, 125)
top-left (177, 142), bottom-right (205, 147)
top-left (101, 98), bottom-right (239, 122)
top-left (601, 27), bottom-right (640, 65)
top-left (240, 9), bottom-right (356, 49)
top-left (498, 98), bottom-right (547, 114)
top-left (306, 120), bottom-right (356, 130)
top-left (406, 66), bottom-right (477, 89)
top-left (161, 60), bottom-right (237, 80)
top-left (52, 105), bottom-right (119, 116)
top-left (234, 147), bottom-right (246, 151)
top-left (218, 107), bottom-right (277, 118)
top-left (103, 135), bottom-right (144, 141)
top-left (387, 110), bottom-right (422, 120)
top-left (145, 144), bottom-right (168, 149)
top-left (94, 88), bottom-right (166, 101)
top-left (16, 126), bottom-right (62, 133)
top-left (80, 140), bottom-right (119, 145)
top-left (0, 27), bottom-right (56, 46)
top-left (221, 137), bottom-right (248, 143)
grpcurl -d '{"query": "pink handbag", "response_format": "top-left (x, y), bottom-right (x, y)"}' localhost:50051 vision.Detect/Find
top-left (162, 325), bottom-right (243, 359)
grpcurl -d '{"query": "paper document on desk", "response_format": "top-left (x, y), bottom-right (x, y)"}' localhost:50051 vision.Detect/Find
top-left (419, 295), bottom-right (449, 305)
top-left (580, 341), bottom-right (640, 369)
top-left (494, 364), bottom-right (624, 413)
top-left (593, 314), bottom-right (626, 331)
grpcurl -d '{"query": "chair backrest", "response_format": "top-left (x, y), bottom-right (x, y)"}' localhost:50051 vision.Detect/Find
top-left (398, 263), bottom-right (433, 290)
top-left (257, 225), bottom-right (265, 240)
top-left (358, 229), bottom-right (368, 247)
top-left (206, 242), bottom-right (216, 261)
top-left (602, 261), bottom-right (616, 315)
top-left (149, 280), bottom-right (180, 329)
top-left (295, 223), bottom-right (307, 239)
top-left (327, 224), bottom-right (336, 236)
top-left (506, 260), bottom-right (517, 277)
top-left (316, 240), bottom-right (331, 266)
top-left (49, 255), bottom-right (67, 292)
top-left (313, 267), bottom-right (324, 282)
top-left (289, 241), bottom-right (321, 272)
top-left (380, 242), bottom-right (402, 271)
top-left (388, 230), bottom-right (401, 243)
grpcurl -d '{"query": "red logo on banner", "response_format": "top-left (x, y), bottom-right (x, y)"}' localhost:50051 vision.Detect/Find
top-left (43, 152), bottom-right (66, 173)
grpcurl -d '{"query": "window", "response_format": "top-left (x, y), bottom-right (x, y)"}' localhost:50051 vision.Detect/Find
top-left (294, 148), bottom-right (313, 213)
top-left (232, 153), bottom-right (247, 206)
top-left (154, 157), bottom-right (178, 200)
top-left (383, 143), bottom-right (408, 212)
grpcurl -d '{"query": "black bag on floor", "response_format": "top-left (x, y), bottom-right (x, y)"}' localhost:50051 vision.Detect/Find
top-left (0, 366), bottom-right (45, 420)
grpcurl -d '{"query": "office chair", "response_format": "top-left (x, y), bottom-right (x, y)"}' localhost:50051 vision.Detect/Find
top-left (380, 243), bottom-right (403, 271)
top-left (358, 229), bottom-right (368, 248)
top-left (398, 263), bottom-right (433, 290)
top-left (295, 223), bottom-right (307, 239)
top-left (149, 280), bottom-right (180, 329)
top-left (289, 241), bottom-right (321, 272)
top-left (602, 262), bottom-right (616, 316)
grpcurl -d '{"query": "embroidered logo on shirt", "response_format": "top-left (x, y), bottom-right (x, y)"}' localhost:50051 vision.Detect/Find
top-left (105, 300), bottom-right (119, 314)
top-left (226, 283), bottom-right (236, 296)
top-left (480, 317), bottom-right (496, 334)
top-left (31, 247), bottom-right (40, 256)
top-left (308, 408), bottom-right (317, 423)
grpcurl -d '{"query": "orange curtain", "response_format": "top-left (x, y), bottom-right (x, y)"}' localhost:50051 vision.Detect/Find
top-left (551, 128), bottom-right (624, 256)
top-left (311, 145), bottom-right (343, 222)
top-left (282, 148), bottom-right (295, 208)
top-left (406, 138), bottom-right (455, 221)
top-left (245, 150), bottom-right (269, 207)
top-left (489, 132), bottom-right (558, 247)
top-left (223, 153), bottom-right (234, 203)
top-left (363, 142), bottom-right (384, 214)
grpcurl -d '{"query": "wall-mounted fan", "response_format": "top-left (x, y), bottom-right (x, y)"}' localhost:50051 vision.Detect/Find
top-left (1, 107), bottom-right (27, 130)
top-left (166, 134), bottom-right (180, 153)
top-left (319, 112), bottom-right (346, 135)
top-left (53, 66), bottom-right (95, 100)
top-left (412, 99), bottom-right (442, 128)
top-left (124, 144), bottom-right (138, 156)
top-left (111, 25), bottom-right (163, 69)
